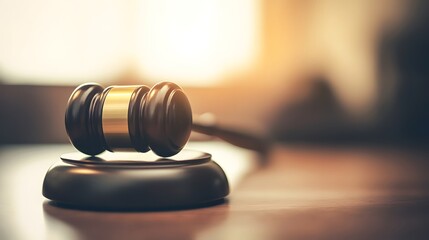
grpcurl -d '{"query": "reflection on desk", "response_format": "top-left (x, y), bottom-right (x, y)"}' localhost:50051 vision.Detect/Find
top-left (1, 142), bottom-right (429, 239)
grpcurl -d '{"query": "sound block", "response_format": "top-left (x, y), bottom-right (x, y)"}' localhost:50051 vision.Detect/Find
top-left (42, 150), bottom-right (229, 210)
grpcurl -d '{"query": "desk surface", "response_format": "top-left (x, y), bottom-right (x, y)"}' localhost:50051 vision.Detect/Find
top-left (1, 142), bottom-right (429, 240)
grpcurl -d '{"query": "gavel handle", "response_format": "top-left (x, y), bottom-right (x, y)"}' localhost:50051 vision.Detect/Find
top-left (192, 122), bottom-right (270, 154)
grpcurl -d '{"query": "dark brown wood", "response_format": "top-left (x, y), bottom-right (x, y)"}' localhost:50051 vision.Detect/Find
top-left (192, 118), bottom-right (270, 153)
top-left (1, 143), bottom-right (429, 239)
top-left (142, 82), bottom-right (192, 157)
top-left (65, 83), bottom-right (105, 155)
top-left (128, 86), bottom-right (151, 152)
top-left (42, 150), bottom-right (229, 210)
top-left (64, 82), bottom-right (193, 157)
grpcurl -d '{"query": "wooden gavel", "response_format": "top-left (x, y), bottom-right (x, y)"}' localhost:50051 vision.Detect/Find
top-left (65, 82), bottom-right (268, 157)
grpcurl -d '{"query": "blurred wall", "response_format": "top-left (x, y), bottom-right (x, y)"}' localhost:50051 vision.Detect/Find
top-left (1, 0), bottom-right (429, 145)
top-left (0, 85), bottom-right (70, 144)
top-left (0, 84), bottom-right (274, 144)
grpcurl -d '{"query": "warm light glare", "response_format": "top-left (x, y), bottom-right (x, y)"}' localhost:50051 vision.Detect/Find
top-left (135, 0), bottom-right (260, 86)
top-left (0, 0), bottom-right (260, 86)
top-left (0, 0), bottom-right (129, 84)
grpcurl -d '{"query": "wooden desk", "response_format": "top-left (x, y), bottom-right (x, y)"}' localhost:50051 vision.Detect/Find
top-left (1, 143), bottom-right (429, 239)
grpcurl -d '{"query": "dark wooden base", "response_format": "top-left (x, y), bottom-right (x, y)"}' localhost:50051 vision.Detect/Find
top-left (42, 150), bottom-right (229, 210)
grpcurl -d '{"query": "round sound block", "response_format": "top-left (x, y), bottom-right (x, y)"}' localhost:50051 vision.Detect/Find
top-left (42, 150), bottom-right (229, 210)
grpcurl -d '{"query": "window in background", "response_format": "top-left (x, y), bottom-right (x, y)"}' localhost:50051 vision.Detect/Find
top-left (0, 0), bottom-right (260, 86)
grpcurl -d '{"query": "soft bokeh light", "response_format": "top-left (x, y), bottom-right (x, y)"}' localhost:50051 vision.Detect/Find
top-left (135, 0), bottom-right (260, 86)
top-left (0, 0), bottom-right (260, 86)
top-left (1, 0), bottom-right (426, 144)
top-left (0, 0), bottom-right (129, 84)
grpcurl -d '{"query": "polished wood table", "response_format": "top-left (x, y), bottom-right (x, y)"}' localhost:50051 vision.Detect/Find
top-left (1, 142), bottom-right (429, 239)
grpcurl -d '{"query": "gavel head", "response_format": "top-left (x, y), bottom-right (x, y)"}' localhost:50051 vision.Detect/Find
top-left (65, 82), bottom-right (192, 157)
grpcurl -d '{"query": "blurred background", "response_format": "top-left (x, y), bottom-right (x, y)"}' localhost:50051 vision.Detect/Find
top-left (1, 0), bottom-right (428, 147)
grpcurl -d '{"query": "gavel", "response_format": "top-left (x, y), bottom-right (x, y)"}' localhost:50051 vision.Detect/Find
top-left (66, 82), bottom-right (269, 157)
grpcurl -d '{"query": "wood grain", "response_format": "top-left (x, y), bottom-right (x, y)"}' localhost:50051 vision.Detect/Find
top-left (1, 143), bottom-right (429, 240)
